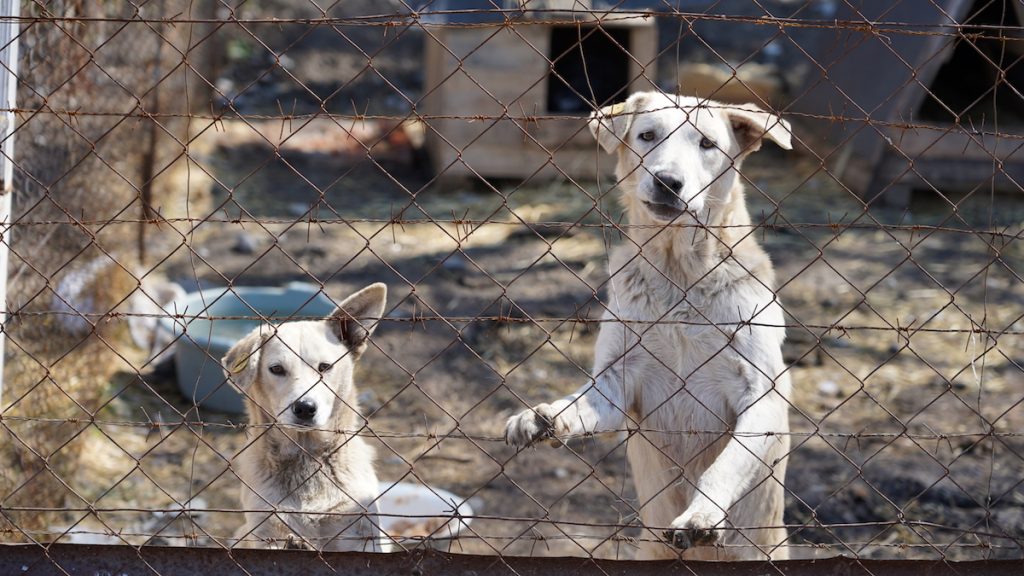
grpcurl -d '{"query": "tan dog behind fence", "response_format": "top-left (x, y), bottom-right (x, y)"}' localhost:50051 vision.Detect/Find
top-left (506, 92), bottom-right (793, 560)
top-left (223, 283), bottom-right (389, 552)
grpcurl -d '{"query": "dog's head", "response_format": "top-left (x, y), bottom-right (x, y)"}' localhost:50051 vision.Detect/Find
top-left (588, 91), bottom-right (791, 224)
top-left (222, 283), bottom-right (387, 429)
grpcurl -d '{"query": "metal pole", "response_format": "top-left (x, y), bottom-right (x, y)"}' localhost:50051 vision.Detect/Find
top-left (0, 0), bottom-right (20, 407)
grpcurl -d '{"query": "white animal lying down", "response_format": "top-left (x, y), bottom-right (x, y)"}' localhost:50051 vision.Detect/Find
top-left (506, 92), bottom-right (793, 560)
top-left (223, 283), bottom-right (388, 552)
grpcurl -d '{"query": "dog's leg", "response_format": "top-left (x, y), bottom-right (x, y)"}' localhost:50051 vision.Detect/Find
top-left (235, 511), bottom-right (293, 549)
top-left (319, 502), bottom-right (386, 553)
top-left (232, 511), bottom-right (272, 549)
top-left (663, 386), bottom-right (787, 553)
top-left (505, 361), bottom-right (634, 447)
top-left (505, 319), bottom-right (649, 447)
top-left (366, 499), bottom-right (387, 552)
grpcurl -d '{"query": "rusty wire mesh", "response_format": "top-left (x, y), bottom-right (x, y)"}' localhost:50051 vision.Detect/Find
top-left (1, 0), bottom-right (1023, 571)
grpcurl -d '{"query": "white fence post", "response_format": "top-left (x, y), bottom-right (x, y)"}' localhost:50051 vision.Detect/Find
top-left (0, 0), bottom-right (19, 406)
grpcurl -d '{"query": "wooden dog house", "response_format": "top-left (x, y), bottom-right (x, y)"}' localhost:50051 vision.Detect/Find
top-left (421, 1), bottom-right (657, 181)
top-left (792, 0), bottom-right (1024, 205)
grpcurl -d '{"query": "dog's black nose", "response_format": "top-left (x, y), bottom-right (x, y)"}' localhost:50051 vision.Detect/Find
top-left (654, 172), bottom-right (684, 196)
top-left (292, 399), bottom-right (318, 421)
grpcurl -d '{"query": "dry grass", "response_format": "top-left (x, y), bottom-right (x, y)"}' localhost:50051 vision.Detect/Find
top-left (1, 0), bottom-right (215, 541)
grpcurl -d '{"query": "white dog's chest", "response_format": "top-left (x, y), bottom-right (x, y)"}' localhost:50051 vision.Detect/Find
top-left (608, 278), bottom-right (782, 429)
top-left (238, 441), bottom-right (379, 541)
top-left (242, 470), bottom-right (360, 513)
top-left (621, 297), bottom-right (750, 374)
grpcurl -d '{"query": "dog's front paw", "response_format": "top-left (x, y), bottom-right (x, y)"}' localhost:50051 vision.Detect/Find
top-left (283, 533), bottom-right (311, 550)
top-left (663, 507), bottom-right (725, 550)
top-left (505, 404), bottom-right (556, 447)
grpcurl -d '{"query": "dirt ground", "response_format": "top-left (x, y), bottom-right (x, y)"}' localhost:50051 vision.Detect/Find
top-left (21, 1), bottom-right (1024, 561)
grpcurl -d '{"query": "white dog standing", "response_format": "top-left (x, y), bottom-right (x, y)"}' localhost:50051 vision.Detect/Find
top-left (505, 92), bottom-right (793, 560)
top-left (224, 283), bottom-right (388, 552)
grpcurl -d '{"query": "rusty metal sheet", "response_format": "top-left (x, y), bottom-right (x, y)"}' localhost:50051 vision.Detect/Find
top-left (1, 544), bottom-right (1022, 576)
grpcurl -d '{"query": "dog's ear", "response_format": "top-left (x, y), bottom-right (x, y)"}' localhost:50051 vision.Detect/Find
top-left (328, 282), bottom-right (387, 356)
top-left (722, 103), bottom-right (792, 156)
top-left (588, 92), bottom-right (651, 154)
top-left (222, 328), bottom-right (266, 391)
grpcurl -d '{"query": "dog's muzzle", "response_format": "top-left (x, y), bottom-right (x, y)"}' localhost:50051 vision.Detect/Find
top-left (653, 171), bottom-right (683, 200)
top-left (291, 399), bottom-right (318, 422)
top-left (644, 171), bottom-right (687, 221)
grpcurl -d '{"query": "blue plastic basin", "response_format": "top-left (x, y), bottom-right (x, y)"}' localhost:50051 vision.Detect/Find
top-left (158, 282), bottom-right (336, 413)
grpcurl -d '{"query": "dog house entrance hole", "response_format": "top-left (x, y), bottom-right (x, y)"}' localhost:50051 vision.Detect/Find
top-left (918, 0), bottom-right (1024, 125)
top-left (547, 25), bottom-right (631, 114)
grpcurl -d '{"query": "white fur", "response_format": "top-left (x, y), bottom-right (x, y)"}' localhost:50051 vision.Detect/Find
top-left (506, 92), bottom-right (793, 560)
top-left (224, 283), bottom-right (389, 552)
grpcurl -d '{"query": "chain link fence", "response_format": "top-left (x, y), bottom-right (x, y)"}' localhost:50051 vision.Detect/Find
top-left (1, 0), bottom-right (1023, 572)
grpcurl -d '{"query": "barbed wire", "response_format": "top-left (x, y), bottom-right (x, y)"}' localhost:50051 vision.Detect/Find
top-left (5, 310), bottom-right (1023, 338)
top-left (4, 108), bottom-right (1024, 140)
top-left (1, 0), bottom-right (1022, 570)
top-left (2, 416), bottom-right (1020, 443)
top-left (3, 10), bottom-right (1024, 39)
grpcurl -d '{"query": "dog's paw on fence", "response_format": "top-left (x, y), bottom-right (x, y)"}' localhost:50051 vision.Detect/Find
top-left (664, 509), bottom-right (725, 551)
top-left (662, 526), bottom-right (719, 551)
top-left (504, 405), bottom-right (556, 447)
top-left (283, 534), bottom-right (311, 550)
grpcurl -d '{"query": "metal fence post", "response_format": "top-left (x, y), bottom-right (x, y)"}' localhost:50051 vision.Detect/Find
top-left (0, 0), bottom-right (19, 406)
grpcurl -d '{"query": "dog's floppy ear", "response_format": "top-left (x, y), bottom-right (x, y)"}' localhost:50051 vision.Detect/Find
top-left (328, 282), bottom-right (387, 356)
top-left (222, 328), bottom-right (266, 391)
top-left (588, 92), bottom-right (651, 154)
top-left (722, 103), bottom-right (792, 156)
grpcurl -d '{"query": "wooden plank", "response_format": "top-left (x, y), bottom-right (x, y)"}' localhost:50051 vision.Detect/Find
top-left (625, 17), bottom-right (657, 95)
top-left (422, 27), bottom-right (447, 170)
top-left (4, 543), bottom-right (1024, 576)
top-left (428, 139), bottom-right (613, 180)
top-left (532, 116), bottom-right (594, 148)
top-left (880, 125), bottom-right (1024, 162)
top-left (875, 155), bottom-right (1024, 193)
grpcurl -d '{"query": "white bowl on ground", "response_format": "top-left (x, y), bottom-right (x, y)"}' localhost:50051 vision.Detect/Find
top-left (376, 482), bottom-right (474, 548)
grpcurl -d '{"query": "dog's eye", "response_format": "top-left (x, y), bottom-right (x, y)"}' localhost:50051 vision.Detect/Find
top-left (699, 136), bottom-right (715, 149)
top-left (638, 131), bottom-right (656, 142)
top-left (317, 362), bottom-right (332, 373)
top-left (268, 364), bottom-right (285, 375)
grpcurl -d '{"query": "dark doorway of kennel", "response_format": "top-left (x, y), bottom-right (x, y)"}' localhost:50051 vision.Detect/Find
top-left (547, 25), bottom-right (632, 114)
top-left (918, 0), bottom-right (1023, 126)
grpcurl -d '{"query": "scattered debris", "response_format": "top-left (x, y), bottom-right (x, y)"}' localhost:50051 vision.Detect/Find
top-left (231, 231), bottom-right (258, 255)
